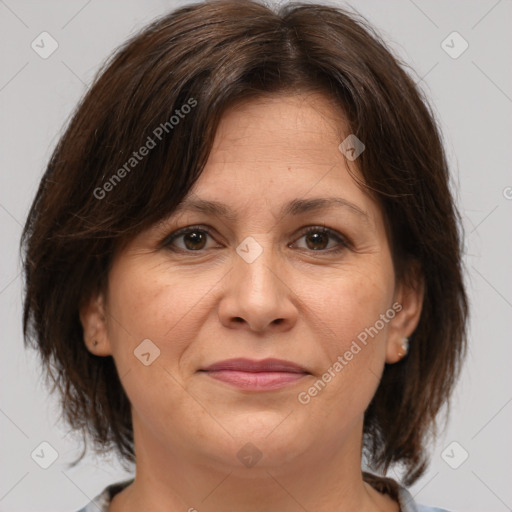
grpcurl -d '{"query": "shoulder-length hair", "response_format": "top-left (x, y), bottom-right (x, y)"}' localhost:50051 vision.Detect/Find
top-left (21, 0), bottom-right (468, 485)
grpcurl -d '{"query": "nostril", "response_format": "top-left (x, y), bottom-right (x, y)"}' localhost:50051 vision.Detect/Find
top-left (272, 318), bottom-right (284, 325)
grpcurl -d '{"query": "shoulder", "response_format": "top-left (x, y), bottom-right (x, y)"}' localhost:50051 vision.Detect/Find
top-left (399, 487), bottom-right (452, 512)
top-left (362, 472), bottom-right (452, 512)
top-left (73, 478), bottom-right (134, 512)
top-left (417, 507), bottom-right (452, 512)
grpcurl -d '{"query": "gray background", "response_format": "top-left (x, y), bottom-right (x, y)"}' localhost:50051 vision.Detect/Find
top-left (1, 1), bottom-right (511, 511)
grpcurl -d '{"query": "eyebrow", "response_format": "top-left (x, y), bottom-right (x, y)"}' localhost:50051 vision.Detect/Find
top-left (173, 197), bottom-right (371, 225)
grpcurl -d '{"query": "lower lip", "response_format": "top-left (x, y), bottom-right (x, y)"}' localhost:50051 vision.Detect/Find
top-left (202, 370), bottom-right (308, 391)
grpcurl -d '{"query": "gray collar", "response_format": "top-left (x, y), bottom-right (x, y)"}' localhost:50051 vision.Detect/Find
top-left (79, 475), bottom-right (426, 512)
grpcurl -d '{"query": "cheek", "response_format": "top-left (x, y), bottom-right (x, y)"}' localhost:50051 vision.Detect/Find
top-left (104, 259), bottom-right (178, 368)
top-left (103, 258), bottom-right (214, 437)
top-left (316, 261), bottom-right (395, 351)
top-left (105, 256), bottom-right (225, 369)
top-left (297, 258), bottom-right (395, 418)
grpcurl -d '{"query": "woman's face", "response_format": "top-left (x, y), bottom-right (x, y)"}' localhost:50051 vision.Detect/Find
top-left (82, 93), bottom-right (422, 474)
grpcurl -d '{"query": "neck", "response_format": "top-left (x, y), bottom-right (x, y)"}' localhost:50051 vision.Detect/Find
top-left (110, 413), bottom-right (398, 512)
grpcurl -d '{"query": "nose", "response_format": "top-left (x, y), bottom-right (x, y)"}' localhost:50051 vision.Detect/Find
top-left (217, 242), bottom-right (299, 333)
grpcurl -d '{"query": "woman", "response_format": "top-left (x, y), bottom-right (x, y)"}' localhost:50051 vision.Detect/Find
top-left (21, 1), bottom-right (468, 511)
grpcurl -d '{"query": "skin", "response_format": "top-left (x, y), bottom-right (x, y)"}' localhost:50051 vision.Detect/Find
top-left (81, 92), bottom-right (423, 512)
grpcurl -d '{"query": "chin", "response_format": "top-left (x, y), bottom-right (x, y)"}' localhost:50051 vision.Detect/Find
top-left (204, 418), bottom-right (310, 467)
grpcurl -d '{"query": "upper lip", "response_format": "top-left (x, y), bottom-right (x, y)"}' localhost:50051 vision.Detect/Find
top-left (201, 358), bottom-right (309, 373)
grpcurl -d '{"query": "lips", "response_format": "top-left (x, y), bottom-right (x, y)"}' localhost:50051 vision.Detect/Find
top-left (199, 358), bottom-right (310, 391)
top-left (201, 358), bottom-right (308, 373)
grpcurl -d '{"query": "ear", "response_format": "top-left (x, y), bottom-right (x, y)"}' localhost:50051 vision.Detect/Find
top-left (386, 260), bottom-right (424, 364)
top-left (79, 292), bottom-right (113, 356)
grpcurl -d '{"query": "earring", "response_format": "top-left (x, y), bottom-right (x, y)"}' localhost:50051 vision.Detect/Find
top-left (398, 337), bottom-right (409, 358)
top-left (91, 340), bottom-right (99, 347)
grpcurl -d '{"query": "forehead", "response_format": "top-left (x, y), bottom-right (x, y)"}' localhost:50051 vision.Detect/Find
top-left (207, 92), bottom-right (349, 167)
top-left (183, 93), bottom-right (380, 231)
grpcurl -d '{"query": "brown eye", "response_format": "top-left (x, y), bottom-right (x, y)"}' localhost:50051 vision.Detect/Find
top-left (163, 226), bottom-right (218, 252)
top-left (305, 231), bottom-right (329, 250)
top-left (292, 226), bottom-right (349, 253)
top-left (183, 231), bottom-right (207, 250)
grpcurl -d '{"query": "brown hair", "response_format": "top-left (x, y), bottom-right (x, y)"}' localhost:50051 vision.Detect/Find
top-left (21, 0), bottom-right (468, 485)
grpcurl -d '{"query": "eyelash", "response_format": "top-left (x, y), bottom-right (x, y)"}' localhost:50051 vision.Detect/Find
top-left (161, 224), bottom-right (350, 254)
